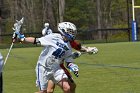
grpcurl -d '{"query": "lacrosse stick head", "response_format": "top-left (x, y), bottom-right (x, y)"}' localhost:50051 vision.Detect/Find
top-left (12, 17), bottom-right (24, 42)
top-left (13, 17), bottom-right (24, 33)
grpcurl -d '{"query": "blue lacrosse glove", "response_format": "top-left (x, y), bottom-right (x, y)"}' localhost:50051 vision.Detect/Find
top-left (15, 31), bottom-right (25, 42)
top-left (67, 63), bottom-right (79, 77)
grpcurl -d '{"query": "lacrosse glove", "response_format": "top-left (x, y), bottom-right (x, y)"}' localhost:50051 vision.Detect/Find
top-left (72, 51), bottom-right (81, 59)
top-left (15, 32), bottom-right (25, 42)
top-left (87, 47), bottom-right (98, 54)
top-left (42, 23), bottom-right (52, 36)
top-left (67, 63), bottom-right (79, 77)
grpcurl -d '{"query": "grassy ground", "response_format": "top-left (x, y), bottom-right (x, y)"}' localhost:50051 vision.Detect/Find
top-left (0, 42), bottom-right (140, 93)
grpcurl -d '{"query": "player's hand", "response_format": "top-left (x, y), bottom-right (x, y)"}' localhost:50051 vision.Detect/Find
top-left (12, 32), bottom-right (17, 43)
top-left (12, 31), bottom-right (25, 43)
top-left (87, 47), bottom-right (98, 54)
top-left (15, 31), bottom-right (25, 42)
top-left (68, 63), bottom-right (79, 77)
top-left (72, 51), bottom-right (81, 59)
top-left (42, 23), bottom-right (49, 36)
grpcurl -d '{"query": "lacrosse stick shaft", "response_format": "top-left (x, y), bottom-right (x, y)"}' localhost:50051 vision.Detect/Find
top-left (4, 42), bottom-right (14, 66)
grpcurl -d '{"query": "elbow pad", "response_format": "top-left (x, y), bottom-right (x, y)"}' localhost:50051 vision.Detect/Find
top-left (34, 38), bottom-right (41, 45)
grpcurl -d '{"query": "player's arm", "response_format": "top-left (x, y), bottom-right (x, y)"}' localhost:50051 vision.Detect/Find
top-left (13, 31), bottom-right (42, 45)
top-left (70, 40), bottom-right (88, 52)
top-left (24, 37), bottom-right (41, 45)
top-left (24, 37), bottom-right (35, 43)
top-left (70, 40), bottom-right (98, 54)
top-left (12, 31), bottom-right (35, 43)
top-left (70, 40), bottom-right (81, 51)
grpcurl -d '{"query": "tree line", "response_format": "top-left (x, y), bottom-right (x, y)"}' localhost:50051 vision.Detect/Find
top-left (0, 0), bottom-right (140, 40)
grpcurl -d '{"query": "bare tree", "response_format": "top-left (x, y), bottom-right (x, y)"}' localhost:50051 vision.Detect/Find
top-left (96, 0), bottom-right (102, 39)
top-left (0, 0), bottom-right (4, 42)
top-left (59, 0), bottom-right (65, 22)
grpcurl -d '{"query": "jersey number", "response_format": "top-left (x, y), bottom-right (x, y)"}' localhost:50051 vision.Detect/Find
top-left (52, 48), bottom-right (65, 59)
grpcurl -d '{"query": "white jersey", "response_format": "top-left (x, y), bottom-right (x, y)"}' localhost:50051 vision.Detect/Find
top-left (35, 33), bottom-right (74, 90)
top-left (37, 33), bottom-right (73, 70)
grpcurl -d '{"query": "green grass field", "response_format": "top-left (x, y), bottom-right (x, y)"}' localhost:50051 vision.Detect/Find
top-left (0, 42), bottom-right (140, 93)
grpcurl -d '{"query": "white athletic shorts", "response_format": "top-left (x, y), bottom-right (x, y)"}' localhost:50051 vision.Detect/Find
top-left (35, 63), bottom-right (68, 91)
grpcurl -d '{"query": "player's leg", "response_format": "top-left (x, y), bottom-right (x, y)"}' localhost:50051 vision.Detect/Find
top-left (54, 68), bottom-right (73, 93)
top-left (60, 63), bottom-right (76, 93)
top-left (57, 78), bottom-right (71, 93)
top-left (35, 80), bottom-right (55, 93)
top-left (58, 78), bottom-right (76, 93)
top-left (47, 80), bottom-right (55, 93)
top-left (35, 64), bottom-right (48, 93)
top-left (68, 80), bottom-right (76, 93)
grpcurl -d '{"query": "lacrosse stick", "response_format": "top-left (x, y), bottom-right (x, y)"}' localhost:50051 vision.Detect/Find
top-left (3, 17), bottom-right (24, 67)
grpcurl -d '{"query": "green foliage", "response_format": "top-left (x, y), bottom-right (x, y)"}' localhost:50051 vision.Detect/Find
top-left (64, 0), bottom-right (95, 31)
top-left (4, 19), bottom-right (13, 33)
top-left (112, 23), bottom-right (128, 28)
top-left (1, 0), bottom-right (140, 42)
top-left (108, 31), bottom-right (129, 42)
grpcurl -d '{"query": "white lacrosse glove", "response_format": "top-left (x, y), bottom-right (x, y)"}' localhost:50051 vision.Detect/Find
top-left (72, 51), bottom-right (81, 59)
top-left (67, 63), bottom-right (79, 77)
top-left (42, 23), bottom-right (52, 36)
top-left (87, 47), bottom-right (98, 54)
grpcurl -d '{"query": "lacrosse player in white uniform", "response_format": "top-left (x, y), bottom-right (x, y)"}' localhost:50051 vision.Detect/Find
top-left (33, 22), bottom-right (98, 93)
top-left (0, 53), bottom-right (4, 93)
top-left (14, 22), bottom-right (80, 93)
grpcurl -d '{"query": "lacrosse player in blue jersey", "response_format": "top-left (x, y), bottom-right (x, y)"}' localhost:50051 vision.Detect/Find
top-left (14, 22), bottom-right (80, 93)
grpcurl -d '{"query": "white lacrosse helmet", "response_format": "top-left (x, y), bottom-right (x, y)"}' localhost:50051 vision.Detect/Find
top-left (58, 22), bottom-right (77, 40)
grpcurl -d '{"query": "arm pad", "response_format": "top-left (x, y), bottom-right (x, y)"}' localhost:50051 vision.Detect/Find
top-left (34, 38), bottom-right (41, 45)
